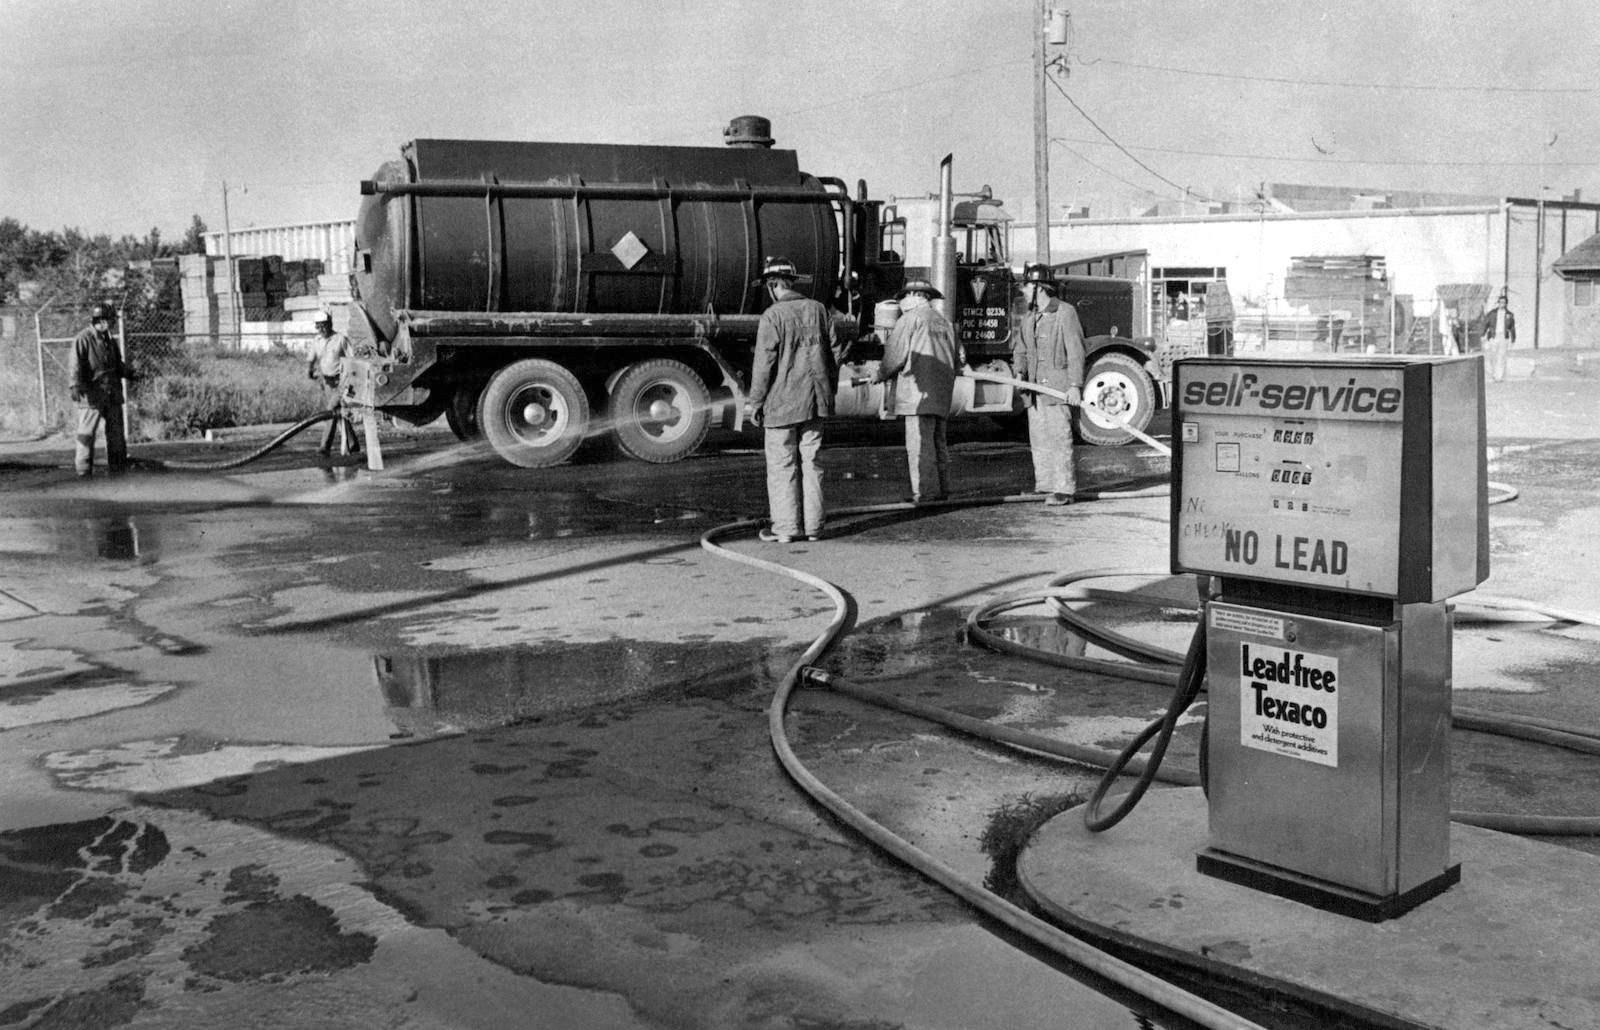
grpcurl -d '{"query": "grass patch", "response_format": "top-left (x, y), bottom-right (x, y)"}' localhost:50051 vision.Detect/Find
top-left (978, 790), bottom-right (1086, 903)
top-left (130, 348), bottom-right (324, 440)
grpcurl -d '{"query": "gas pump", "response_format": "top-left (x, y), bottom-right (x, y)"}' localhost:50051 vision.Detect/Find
top-left (1171, 355), bottom-right (1488, 921)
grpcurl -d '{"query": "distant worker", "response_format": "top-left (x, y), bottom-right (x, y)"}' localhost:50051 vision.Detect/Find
top-left (1483, 291), bottom-right (1516, 382)
top-left (1012, 263), bottom-right (1086, 507)
top-left (744, 257), bottom-right (841, 543)
top-left (70, 303), bottom-right (138, 478)
top-left (871, 278), bottom-right (962, 504)
top-left (1438, 303), bottom-right (1459, 356)
top-left (306, 310), bottom-right (360, 456)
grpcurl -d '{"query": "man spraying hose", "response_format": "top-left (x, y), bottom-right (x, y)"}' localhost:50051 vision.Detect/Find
top-left (1012, 264), bottom-right (1087, 507)
top-left (306, 310), bottom-right (361, 457)
top-left (70, 303), bottom-right (140, 478)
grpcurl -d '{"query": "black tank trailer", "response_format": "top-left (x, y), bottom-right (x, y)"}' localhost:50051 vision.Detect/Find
top-left (343, 115), bottom-right (881, 467)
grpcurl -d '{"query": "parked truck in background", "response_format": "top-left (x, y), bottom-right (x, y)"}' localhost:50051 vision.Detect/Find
top-left (343, 116), bottom-right (1230, 467)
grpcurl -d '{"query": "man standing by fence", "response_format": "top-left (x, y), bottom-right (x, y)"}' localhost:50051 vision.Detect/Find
top-left (70, 303), bottom-right (136, 477)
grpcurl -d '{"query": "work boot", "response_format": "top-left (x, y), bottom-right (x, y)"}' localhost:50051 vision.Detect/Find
top-left (758, 528), bottom-right (795, 544)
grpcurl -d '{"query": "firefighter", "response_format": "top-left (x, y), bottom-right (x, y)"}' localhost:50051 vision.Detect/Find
top-left (69, 303), bottom-right (138, 477)
top-left (1012, 263), bottom-right (1086, 506)
top-left (871, 278), bottom-right (961, 504)
top-left (305, 310), bottom-right (360, 456)
top-left (744, 256), bottom-right (841, 543)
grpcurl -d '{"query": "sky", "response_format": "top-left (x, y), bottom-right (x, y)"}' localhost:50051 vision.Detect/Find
top-left (3, 0), bottom-right (1600, 240)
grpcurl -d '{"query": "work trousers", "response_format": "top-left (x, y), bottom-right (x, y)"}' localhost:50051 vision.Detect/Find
top-left (1486, 336), bottom-right (1509, 383)
top-left (1026, 403), bottom-right (1077, 496)
top-left (319, 377), bottom-right (361, 454)
top-left (763, 418), bottom-right (825, 539)
top-left (903, 414), bottom-right (950, 501)
top-left (75, 399), bottom-right (127, 475)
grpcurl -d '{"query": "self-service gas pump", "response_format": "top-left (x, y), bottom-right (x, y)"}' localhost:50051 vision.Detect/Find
top-left (1171, 355), bottom-right (1488, 921)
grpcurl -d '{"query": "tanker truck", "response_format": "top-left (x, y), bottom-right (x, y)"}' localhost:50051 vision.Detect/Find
top-left (342, 116), bottom-right (1206, 467)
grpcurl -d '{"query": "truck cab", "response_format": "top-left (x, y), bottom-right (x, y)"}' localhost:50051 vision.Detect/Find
top-left (862, 192), bottom-right (1197, 447)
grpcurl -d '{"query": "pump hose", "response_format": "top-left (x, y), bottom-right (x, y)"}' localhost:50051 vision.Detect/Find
top-left (965, 571), bottom-right (1600, 836)
top-left (152, 411), bottom-right (338, 471)
top-left (700, 513), bottom-right (1269, 1030)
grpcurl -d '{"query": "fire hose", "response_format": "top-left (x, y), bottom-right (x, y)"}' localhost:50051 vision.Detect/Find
top-left (150, 411), bottom-right (339, 471)
top-left (958, 367), bottom-right (1172, 455)
top-left (697, 371), bottom-right (1598, 1026)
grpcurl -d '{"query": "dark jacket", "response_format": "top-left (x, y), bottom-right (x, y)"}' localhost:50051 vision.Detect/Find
top-left (1483, 305), bottom-right (1516, 342)
top-left (747, 287), bottom-right (841, 428)
top-left (1011, 297), bottom-right (1086, 408)
top-left (875, 303), bottom-right (960, 417)
top-left (70, 326), bottom-right (128, 407)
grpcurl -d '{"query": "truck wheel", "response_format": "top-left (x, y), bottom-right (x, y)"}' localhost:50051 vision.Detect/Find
top-left (1076, 352), bottom-right (1156, 447)
top-left (445, 382), bottom-right (482, 441)
top-left (609, 359), bottom-right (711, 463)
top-left (476, 359), bottom-right (591, 468)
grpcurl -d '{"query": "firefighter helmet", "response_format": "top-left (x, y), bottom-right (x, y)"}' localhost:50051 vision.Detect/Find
top-left (1020, 264), bottom-right (1056, 292)
top-left (313, 310), bottom-right (333, 325)
top-left (90, 302), bottom-right (116, 323)
top-left (895, 278), bottom-right (943, 301)
top-left (751, 256), bottom-right (811, 285)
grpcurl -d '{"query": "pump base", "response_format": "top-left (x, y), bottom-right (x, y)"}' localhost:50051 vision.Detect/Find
top-left (1197, 847), bottom-right (1460, 923)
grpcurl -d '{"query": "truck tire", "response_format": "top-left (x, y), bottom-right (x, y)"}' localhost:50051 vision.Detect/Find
top-left (476, 359), bottom-right (591, 468)
top-left (1076, 352), bottom-right (1156, 447)
top-left (609, 359), bottom-right (712, 463)
top-left (445, 382), bottom-right (483, 441)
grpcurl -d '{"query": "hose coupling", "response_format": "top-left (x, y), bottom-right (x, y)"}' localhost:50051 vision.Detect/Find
top-left (798, 666), bottom-right (834, 689)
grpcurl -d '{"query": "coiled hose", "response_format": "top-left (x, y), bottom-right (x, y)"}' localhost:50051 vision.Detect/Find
top-left (704, 495), bottom-right (1600, 1025)
top-left (701, 509), bottom-right (1269, 1030)
top-left (964, 569), bottom-right (1600, 835)
top-left (153, 411), bottom-right (337, 471)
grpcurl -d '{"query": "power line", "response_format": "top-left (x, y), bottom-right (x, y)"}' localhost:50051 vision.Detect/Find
top-left (1050, 134), bottom-right (1600, 169)
top-left (1086, 55), bottom-right (1600, 95)
top-left (1050, 140), bottom-right (1165, 199)
top-left (1046, 72), bottom-right (1213, 203)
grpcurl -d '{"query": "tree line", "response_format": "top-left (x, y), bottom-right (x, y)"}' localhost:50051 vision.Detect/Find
top-left (0, 214), bottom-right (209, 313)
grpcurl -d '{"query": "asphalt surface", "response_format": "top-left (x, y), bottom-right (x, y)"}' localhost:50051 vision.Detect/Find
top-left (1, 353), bottom-right (1598, 1029)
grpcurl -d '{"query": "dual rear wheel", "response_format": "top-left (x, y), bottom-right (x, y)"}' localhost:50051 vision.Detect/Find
top-left (469, 358), bottom-right (711, 468)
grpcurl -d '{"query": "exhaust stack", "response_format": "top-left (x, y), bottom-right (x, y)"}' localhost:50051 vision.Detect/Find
top-left (931, 154), bottom-right (959, 318)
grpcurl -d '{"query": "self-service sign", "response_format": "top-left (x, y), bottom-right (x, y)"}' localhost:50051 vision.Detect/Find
top-left (1171, 356), bottom-right (1489, 603)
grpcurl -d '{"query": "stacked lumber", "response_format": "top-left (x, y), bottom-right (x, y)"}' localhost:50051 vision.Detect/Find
top-left (1282, 254), bottom-right (1392, 351)
top-left (183, 254), bottom-right (349, 345)
top-left (178, 254), bottom-right (217, 342)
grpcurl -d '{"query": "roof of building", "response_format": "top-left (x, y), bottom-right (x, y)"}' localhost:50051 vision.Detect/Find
top-left (1553, 232), bottom-right (1600, 280)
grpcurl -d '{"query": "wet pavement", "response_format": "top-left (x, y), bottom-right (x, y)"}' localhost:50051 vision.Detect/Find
top-left (2, 376), bottom-right (1599, 1028)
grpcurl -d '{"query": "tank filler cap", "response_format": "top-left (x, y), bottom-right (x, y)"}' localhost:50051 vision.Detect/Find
top-left (724, 115), bottom-right (775, 148)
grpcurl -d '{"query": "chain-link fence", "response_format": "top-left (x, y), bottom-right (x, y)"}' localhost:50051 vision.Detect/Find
top-left (2, 298), bottom-right (324, 440)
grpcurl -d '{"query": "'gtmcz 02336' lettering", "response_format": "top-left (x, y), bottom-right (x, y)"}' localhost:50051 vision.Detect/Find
top-left (1182, 374), bottom-right (1401, 415)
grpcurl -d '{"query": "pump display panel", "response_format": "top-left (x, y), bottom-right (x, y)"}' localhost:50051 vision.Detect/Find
top-left (1171, 356), bottom-right (1488, 603)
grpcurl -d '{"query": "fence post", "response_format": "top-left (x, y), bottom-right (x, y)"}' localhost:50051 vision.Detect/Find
top-left (34, 296), bottom-right (54, 427)
top-left (117, 310), bottom-right (132, 443)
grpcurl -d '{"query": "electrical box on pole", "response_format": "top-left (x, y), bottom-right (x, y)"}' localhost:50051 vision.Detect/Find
top-left (1171, 355), bottom-right (1488, 921)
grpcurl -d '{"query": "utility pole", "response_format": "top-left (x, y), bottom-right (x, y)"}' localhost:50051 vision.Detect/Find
top-left (221, 180), bottom-right (240, 344)
top-left (1035, 4), bottom-right (1071, 266)
top-left (1033, 0), bottom-right (1051, 267)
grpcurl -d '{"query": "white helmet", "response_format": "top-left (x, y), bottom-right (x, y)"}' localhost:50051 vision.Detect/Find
top-left (313, 310), bottom-right (333, 325)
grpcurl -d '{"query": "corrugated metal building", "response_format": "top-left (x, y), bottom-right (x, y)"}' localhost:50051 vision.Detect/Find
top-left (202, 220), bottom-right (356, 275)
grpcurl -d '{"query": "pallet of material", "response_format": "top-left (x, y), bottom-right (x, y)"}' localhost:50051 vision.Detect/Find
top-left (316, 273), bottom-right (352, 300)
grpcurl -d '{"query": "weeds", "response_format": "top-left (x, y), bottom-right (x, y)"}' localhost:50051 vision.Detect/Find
top-left (978, 790), bottom-right (1086, 902)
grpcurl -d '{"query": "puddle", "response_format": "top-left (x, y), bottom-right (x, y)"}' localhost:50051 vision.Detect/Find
top-left (0, 515), bottom-right (155, 561)
top-left (374, 637), bottom-right (774, 738)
